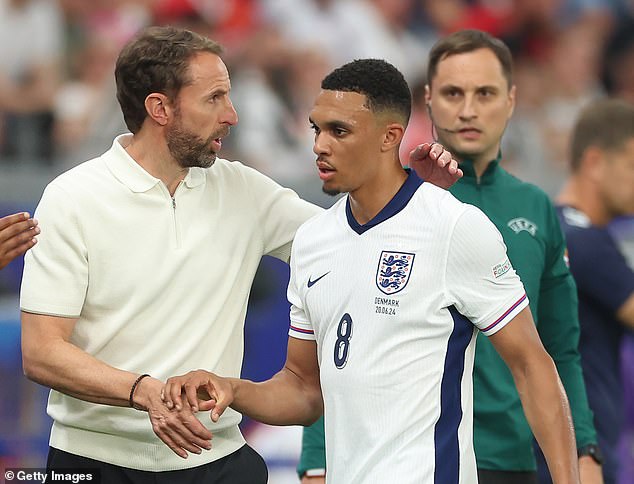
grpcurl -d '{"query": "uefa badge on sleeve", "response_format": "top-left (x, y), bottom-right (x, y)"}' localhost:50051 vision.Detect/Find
top-left (376, 251), bottom-right (415, 295)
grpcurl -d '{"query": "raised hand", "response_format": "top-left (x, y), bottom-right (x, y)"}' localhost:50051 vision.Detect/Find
top-left (408, 142), bottom-right (463, 189)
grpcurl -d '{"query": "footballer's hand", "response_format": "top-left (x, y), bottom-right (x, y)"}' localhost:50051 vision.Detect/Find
top-left (164, 370), bottom-right (234, 423)
top-left (134, 375), bottom-right (213, 458)
top-left (409, 142), bottom-right (462, 189)
top-left (0, 212), bottom-right (39, 270)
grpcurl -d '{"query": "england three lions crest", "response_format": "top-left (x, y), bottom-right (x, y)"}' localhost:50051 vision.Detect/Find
top-left (376, 251), bottom-right (415, 295)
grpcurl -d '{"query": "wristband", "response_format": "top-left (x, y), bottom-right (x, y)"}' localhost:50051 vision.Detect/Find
top-left (577, 444), bottom-right (603, 465)
top-left (129, 373), bottom-right (151, 410)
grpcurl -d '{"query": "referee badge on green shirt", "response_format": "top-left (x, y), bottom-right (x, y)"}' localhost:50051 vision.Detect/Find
top-left (507, 217), bottom-right (538, 236)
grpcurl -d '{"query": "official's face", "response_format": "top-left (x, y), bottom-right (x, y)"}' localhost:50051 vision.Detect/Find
top-left (425, 48), bottom-right (515, 165)
top-left (165, 52), bottom-right (238, 168)
top-left (309, 90), bottom-right (386, 196)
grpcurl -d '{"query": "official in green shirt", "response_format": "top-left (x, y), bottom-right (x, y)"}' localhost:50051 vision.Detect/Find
top-left (298, 29), bottom-right (601, 484)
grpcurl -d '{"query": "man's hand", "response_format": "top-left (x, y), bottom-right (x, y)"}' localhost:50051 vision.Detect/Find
top-left (408, 142), bottom-right (462, 189)
top-left (579, 456), bottom-right (604, 484)
top-left (163, 370), bottom-right (235, 423)
top-left (133, 375), bottom-right (213, 459)
top-left (0, 212), bottom-right (39, 269)
top-left (301, 477), bottom-right (326, 484)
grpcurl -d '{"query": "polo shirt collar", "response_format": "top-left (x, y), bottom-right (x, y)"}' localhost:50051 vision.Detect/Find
top-left (106, 134), bottom-right (205, 193)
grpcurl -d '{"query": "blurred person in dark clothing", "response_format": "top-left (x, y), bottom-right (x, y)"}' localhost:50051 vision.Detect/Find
top-left (555, 98), bottom-right (634, 484)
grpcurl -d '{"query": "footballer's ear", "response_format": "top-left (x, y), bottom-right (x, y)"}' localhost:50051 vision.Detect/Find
top-left (381, 122), bottom-right (405, 153)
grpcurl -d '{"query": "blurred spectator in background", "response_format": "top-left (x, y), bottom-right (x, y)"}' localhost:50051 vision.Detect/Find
top-left (602, 16), bottom-right (634, 104)
top-left (400, 76), bottom-right (433, 162)
top-left (555, 98), bottom-right (634, 484)
top-left (0, 0), bottom-right (64, 165)
top-left (53, 34), bottom-right (127, 167)
top-left (229, 27), bottom-right (330, 186)
top-left (262, 0), bottom-right (427, 83)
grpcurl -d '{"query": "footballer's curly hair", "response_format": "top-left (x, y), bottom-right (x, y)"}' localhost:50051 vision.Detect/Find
top-left (115, 26), bottom-right (223, 134)
top-left (321, 59), bottom-right (411, 125)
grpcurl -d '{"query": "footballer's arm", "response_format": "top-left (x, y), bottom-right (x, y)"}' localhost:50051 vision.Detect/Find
top-left (164, 337), bottom-right (323, 426)
top-left (489, 306), bottom-right (580, 484)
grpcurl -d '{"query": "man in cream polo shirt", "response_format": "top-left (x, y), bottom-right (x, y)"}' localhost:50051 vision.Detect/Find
top-left (19, 26), bottom-right (459, 483)
top-left (19, 26), bottom-right (319, 483)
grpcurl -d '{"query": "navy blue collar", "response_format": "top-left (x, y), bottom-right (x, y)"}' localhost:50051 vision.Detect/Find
top-left (346, 169), bottom-right (423, 235)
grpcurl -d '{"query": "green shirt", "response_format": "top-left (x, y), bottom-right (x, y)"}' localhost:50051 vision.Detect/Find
top-left (451, 158), bottom-right (596, 470)
top-left (298, 158), bottom-right (596, 475)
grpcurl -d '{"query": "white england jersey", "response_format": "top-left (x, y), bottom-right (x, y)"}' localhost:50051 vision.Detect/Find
top-left (288, 172), bottom-right (528, 484)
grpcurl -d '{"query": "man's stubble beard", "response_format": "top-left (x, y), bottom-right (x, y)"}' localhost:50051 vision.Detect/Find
top-left (166, 113), bottom-right (225, 169)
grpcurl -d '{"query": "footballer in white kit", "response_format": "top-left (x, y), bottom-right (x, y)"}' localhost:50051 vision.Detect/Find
top-left (288, 170), bottom-right (528, 484)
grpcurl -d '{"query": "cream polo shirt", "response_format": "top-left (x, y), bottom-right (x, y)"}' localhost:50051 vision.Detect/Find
top-left (20, 134), bottom-right (322, 471)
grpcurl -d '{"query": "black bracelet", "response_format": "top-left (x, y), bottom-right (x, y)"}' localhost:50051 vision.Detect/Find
top-left (129, 373), bottom-right (151, 410)
top-left (577, 444), bottom-right (603, 465)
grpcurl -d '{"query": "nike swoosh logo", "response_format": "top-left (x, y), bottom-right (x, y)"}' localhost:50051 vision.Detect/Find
top-left (307, 271), bottom-right (330, 288)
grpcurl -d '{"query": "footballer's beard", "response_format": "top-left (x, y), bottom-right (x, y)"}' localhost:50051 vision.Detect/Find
top-left (166, 122), bottom-right (225, 169)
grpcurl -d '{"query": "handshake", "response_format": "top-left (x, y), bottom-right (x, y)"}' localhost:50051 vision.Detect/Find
top-left (134, 370), bottom-right (239, 459)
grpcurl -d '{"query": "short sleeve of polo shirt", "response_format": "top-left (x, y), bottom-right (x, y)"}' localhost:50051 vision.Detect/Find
top-left (20, 182), bottom-right (88, 317)
top-left (446, 205), bottom-right (528, 336)
top-left (240, 163), bottom-right (322, 263)
top-left (567, 225), bottom-right (634, 313)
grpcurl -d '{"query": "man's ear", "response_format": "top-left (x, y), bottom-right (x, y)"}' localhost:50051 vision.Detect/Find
top-left (381, 122), bottom-right (405, 152)
top-left (581, 145), bottom-right (606, 183)
top-left (507, 84), bottom-right (517, 120)
top-left (145, 93), bottom-right (171, 126)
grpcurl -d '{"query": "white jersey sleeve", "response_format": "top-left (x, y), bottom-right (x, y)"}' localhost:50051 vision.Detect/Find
top-left (287, 240), bottom-right (315, 341)
top-left (446, 205), bottom-right (528, 336)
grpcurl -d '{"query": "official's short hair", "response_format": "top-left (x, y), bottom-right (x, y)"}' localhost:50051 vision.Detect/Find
top-left (570, 98), bottom-right (634, 171)
top-left (427, 29), bottom-right (513, 89)
top-left (321, 59), bottom-right (411, 124)
top-left (115, 26), bottom-right (224, 133)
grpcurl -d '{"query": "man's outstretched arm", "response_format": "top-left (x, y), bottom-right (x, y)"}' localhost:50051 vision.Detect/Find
top-left (164, 337), bottom-right (322, 426)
